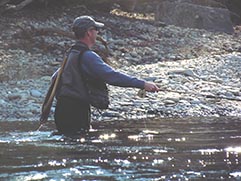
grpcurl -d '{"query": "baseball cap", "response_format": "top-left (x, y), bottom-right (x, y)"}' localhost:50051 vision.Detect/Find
top-left (72, 16), bottom-right (104, 33)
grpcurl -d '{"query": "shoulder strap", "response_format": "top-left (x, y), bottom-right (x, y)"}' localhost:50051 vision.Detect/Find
top-left (72, 43), bottom-right (89, 54)
top-left (73, 46), bottom-right (89, 76)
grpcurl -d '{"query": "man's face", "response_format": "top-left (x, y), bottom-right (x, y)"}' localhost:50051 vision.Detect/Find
top-left (87, 27), bottom-right (98, 46)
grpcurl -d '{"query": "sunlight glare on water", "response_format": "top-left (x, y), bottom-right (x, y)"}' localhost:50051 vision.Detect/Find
top-left (99, 133), bottom-right (116, 140)
top-left (225, 146), bottom-right (241, 153)
top-left (0, 117), bottom-right (240, 180)
top-left (15, 173), bottom-right (48, 181)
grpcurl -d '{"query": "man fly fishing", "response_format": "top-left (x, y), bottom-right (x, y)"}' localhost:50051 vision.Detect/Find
top-left (41, 16), bottom-right (160, 135)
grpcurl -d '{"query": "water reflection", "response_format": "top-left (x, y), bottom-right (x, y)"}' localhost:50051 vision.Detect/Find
top-left (0, 117), bottom-right (240, 180)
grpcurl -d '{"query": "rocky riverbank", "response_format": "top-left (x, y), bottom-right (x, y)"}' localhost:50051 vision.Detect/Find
top-left (0, 5), bottom-right (241, 122)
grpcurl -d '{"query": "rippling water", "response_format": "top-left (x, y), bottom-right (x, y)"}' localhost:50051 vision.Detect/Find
top-left (0, 117), bottom-right (241, 180)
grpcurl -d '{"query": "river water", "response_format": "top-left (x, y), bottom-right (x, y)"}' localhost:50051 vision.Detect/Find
top-left (0, 117), bottom-right (241, 180)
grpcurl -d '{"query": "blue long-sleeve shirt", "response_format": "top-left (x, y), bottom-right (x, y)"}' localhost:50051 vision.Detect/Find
top-left (81, 50), bottom-right (145, 89)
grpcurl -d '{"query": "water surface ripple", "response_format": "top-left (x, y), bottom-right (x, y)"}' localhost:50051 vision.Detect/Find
top-left (0, 117), bottom-right (241, 180)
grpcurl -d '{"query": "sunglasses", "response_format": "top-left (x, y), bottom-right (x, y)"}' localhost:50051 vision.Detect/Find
top-left (89, 27), bottom-right (99, 31)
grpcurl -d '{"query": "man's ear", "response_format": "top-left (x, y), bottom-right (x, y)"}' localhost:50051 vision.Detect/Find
top-left (86, 30), bottom-right (90, 37)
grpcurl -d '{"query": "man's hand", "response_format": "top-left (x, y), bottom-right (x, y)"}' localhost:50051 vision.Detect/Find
top-left (144, 82), bottom-right (160, 92)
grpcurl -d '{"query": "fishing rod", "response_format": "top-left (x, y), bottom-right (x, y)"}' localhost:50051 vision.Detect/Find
top-left (137, 88), bottom-right (241, 102)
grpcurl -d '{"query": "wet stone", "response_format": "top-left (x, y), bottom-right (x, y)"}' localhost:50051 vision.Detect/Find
top-left (8, 94), bottom-right (22, 101)
top-left (30, 90), bottom-right (42, 98)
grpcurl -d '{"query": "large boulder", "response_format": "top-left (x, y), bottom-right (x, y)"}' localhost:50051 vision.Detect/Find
top-left (225, 0), bottom-right (241, 25)
top-left (155, 1), bottom-right (234, 34)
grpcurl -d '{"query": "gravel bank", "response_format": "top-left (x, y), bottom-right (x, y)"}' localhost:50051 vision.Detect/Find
top-left (0, 6), bottom-right (240, 122)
